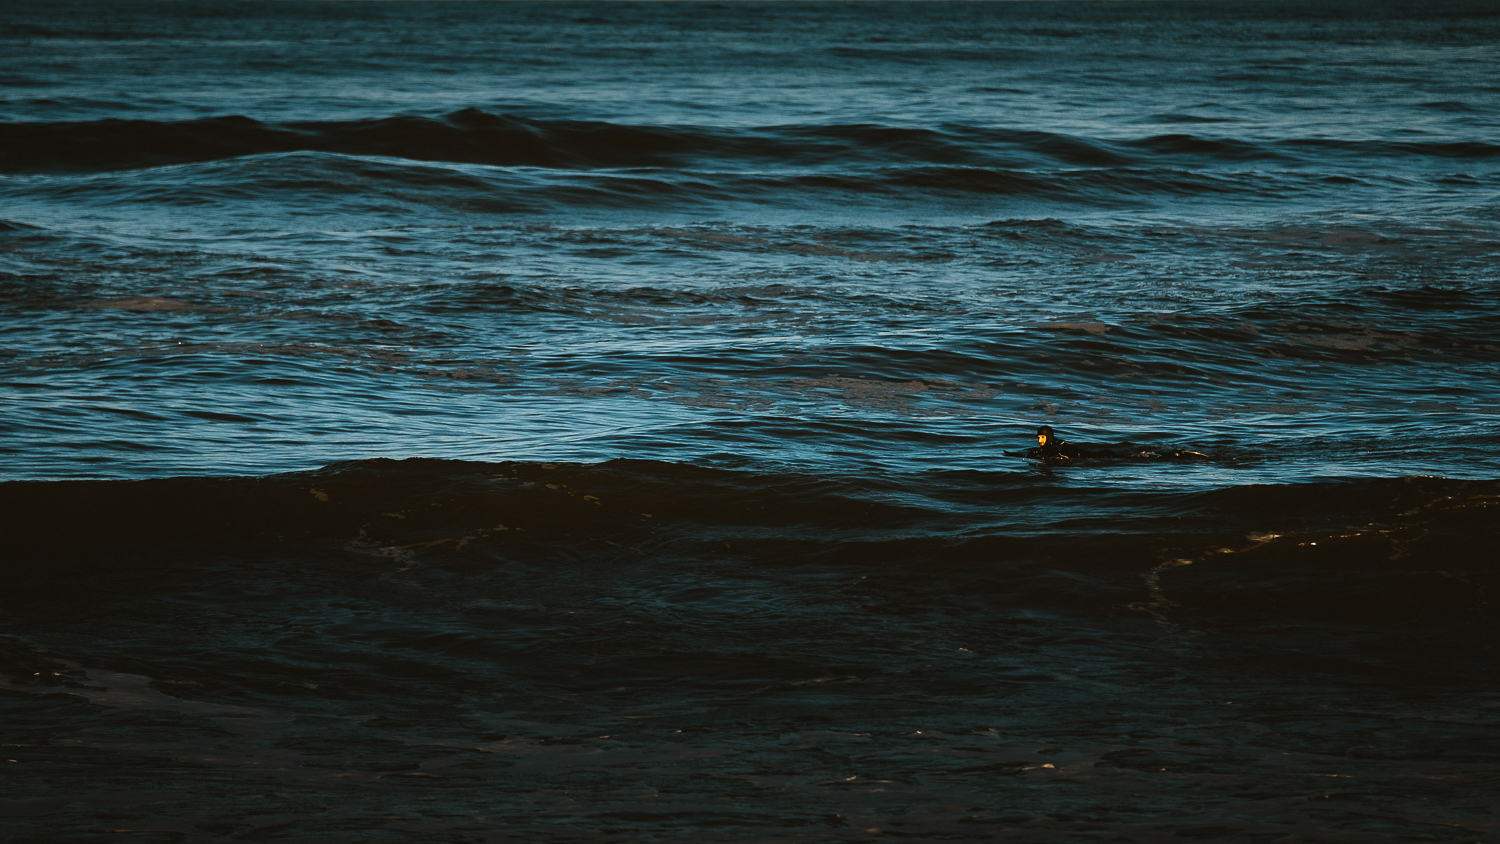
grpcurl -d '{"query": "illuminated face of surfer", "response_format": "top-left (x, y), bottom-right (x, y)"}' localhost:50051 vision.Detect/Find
top-left (1037, 426), bottom-right (1055, 446)
top-left (1038, 432), bottom-right (1048, 446)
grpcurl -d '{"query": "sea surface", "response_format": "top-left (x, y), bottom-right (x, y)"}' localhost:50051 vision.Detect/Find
top-left (2, 2), bottom-right (1498, 841)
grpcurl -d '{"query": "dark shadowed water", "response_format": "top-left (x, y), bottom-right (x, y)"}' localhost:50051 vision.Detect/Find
top-left (1, 2), bottom-right (1497, 841)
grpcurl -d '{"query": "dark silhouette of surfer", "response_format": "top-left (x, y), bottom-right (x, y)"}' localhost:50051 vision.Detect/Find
top-left (1024, 425), bottom-right (1088, 460)
top-left (1013, 425), bottom-right (1210, 461)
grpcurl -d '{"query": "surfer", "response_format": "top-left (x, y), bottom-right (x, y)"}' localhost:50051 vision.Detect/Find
top-left (1014, 426), bottom-right (1210, 461)
top-left (1024, 425), bottom-right (1088, 460)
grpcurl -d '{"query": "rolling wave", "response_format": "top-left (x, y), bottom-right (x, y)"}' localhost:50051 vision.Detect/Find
top-left (1, 151), bottom-right (1461, 218)
top-left (4, 109), bottom-right (1498, 175)
top-left (5, 459), bottom-right (1495, 625)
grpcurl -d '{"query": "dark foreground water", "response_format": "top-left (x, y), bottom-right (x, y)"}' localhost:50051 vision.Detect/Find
top-left (2, 2), bottom-right (1498, 841)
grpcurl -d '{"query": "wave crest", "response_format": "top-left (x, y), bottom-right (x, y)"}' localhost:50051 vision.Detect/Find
top-left (5, 109), bottom-right (1497, 175)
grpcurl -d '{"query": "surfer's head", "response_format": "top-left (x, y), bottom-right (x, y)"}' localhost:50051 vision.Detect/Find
top-left (1037, 425), bottom-right (1056, 446)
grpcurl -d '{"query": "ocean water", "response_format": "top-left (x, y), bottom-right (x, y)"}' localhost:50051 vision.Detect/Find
top-left (2, 2), bottom-right (1498, 841)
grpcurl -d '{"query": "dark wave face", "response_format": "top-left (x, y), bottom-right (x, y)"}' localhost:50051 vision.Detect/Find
top-left (6, 111), bottom-right (1500, 175)
top-left (2, 2), bottom-right (1499, 841)
top-left (10, 459), bottom-right (1498, 627)
top-left (3, 460), bottom-right (1497, 839)
top-left (5, 111), bottom-right (1497, 218)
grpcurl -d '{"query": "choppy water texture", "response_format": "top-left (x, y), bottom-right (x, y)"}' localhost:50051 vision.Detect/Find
top-left (2, 2), bottom-right (1498, 842)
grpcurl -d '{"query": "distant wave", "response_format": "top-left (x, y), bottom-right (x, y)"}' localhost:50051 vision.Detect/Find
top-left (3, 109), bottom-right (1497, 174)
top-left (0, 148), bottom-right (1436, 214)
